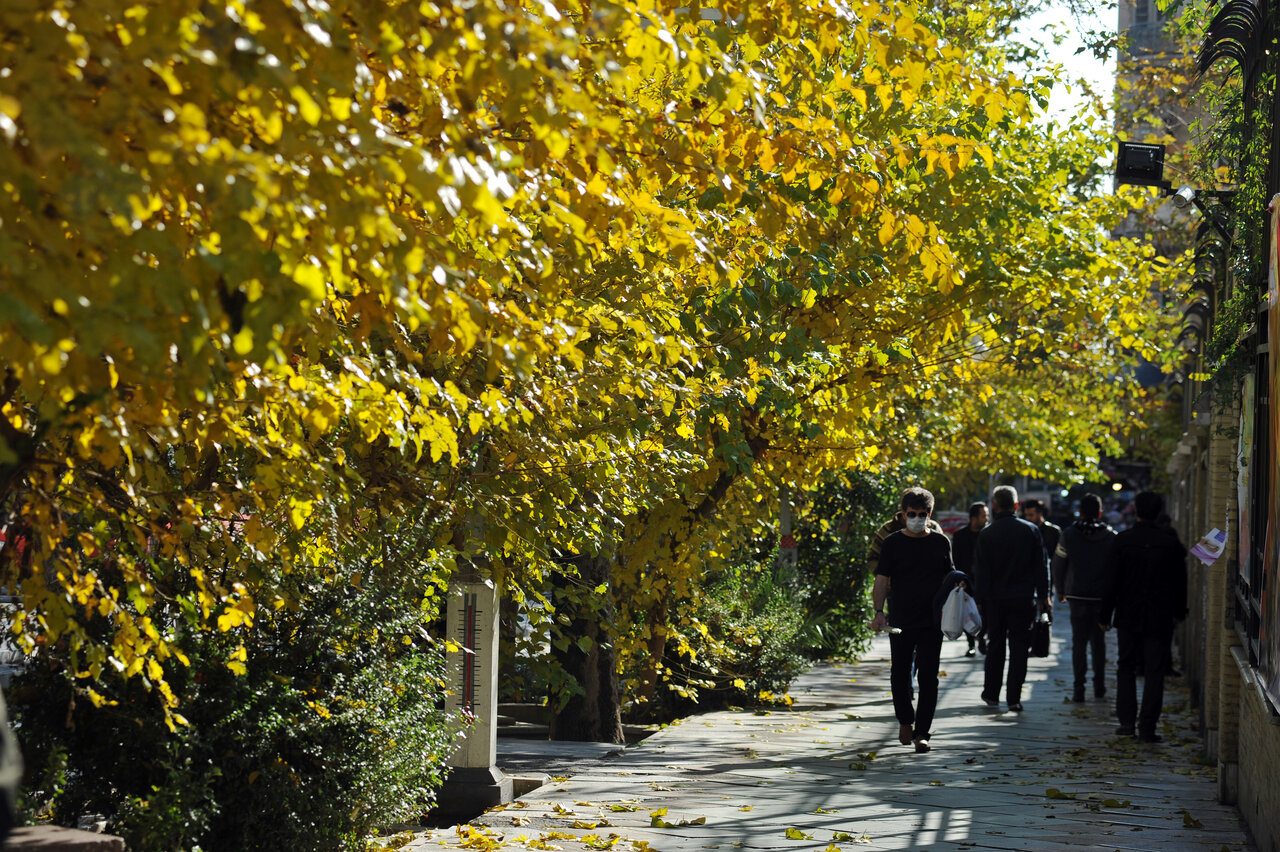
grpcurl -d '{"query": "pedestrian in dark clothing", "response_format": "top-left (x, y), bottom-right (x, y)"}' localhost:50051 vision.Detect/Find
top-left (871, 486), bottom-right (954, 753)
top-left (1101, 491), bottom-right (1188, 743)
top-left (949, 502), bottom-right (989, 656)
top-left (1023, 498), bottom-right (1063, 570)
top-left (974, 485), bottom-right (1050, 712)
top-left (1051, 494), bottom-right (1115, 702)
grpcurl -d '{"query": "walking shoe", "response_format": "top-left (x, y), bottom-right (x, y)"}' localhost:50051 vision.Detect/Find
top-left (1115, 725), bottom-right (1136, 737)
top-left (1072, 688), bottom-right (1085, 703)
top-left (980, 693), bottom-right (999, 708)
top-left (1007, 702), bottom-right (1024, 712)
top-left (898, 723), bottom-right (914, 745)
top-left (914, 738), bottom-right (931, 753)
top-left (1094, 686), bottom-right (1107, 700)
top-left (1137, 731), bottom-right (1163, 743)
top-left (965, 647), bottom-right (977, 658)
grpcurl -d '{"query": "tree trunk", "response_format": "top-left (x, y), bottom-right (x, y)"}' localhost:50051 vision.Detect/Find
top-left (634, 595), bottom-right (669, 708)
top-left (550, 554), bottom-right (625, 743)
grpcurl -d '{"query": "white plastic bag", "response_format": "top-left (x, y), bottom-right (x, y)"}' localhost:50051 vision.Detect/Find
top-left (961, 590), bottom-right (982, 635)
top-left (941, 586), bottom-right (966, 639)
top-left (941, 586), bottom-right (982, 639)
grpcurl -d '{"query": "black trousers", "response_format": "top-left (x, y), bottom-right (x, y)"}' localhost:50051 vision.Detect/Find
top-left (889, 626), bottom-right (943, 738)
top-left (982, 598), bottom-right (1036, 704)
top-left (1068, 599), bottom-right (1106, 693)
top-left (1116, 627), bottom-right (1171, 733)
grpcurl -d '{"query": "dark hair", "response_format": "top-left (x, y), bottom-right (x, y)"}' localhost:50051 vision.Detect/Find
top-left (967, 502), bottom-right (988, 519)
top-left (1079, 494), bottom-right (1102, 519)
top-left (1022, 498), bottom-right (1043, 513)
top-left (1134, 491), bottom-right (1164, 521)
top-left (991, 485), bottom-right (1017, 511)
top-left (900, 486), bottom-right (935, 513)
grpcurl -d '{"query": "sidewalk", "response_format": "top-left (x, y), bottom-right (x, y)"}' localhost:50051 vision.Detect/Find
top-left (384, 612), bottom-right (1255, 851)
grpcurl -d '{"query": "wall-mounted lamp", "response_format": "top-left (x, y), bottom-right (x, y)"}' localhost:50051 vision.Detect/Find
top-left (1172, 186), bottom-right (1197, 209)
top-left (1171, 185), bottom-right (1234, 241)
top-left (1115, 141), bottom-right (1172, 192)
top-left (1113, 143), bottom-right (1235, 241)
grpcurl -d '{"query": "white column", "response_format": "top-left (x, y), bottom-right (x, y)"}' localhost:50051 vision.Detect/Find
top-left (445, 574), bottom-right (500, 769)
top-left (438, 565), bottom-right (512, 815)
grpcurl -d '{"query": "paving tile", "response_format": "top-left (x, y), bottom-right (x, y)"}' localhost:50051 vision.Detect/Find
top-left (375, 617), bottom-right (1255, 851)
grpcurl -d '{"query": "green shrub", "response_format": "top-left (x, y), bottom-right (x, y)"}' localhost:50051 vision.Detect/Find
top-left (12, 575), bottom-right (458, 851)
top-left (793, 472), bottom-right (903, 658)
top-left (650, 558), bottom-right (809, 718)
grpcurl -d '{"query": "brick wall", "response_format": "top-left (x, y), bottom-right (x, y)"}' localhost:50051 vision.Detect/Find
top-left (1204, 397), bottom-right (1239, 743)
top-left (1234, 650), bottom-right (1280, 852)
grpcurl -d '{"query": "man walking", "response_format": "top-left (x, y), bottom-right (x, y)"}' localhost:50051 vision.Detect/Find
top-left (867, 505), bottom-right (943, 577)
top-left (1051, 494), bottom-right (1115, 702)
top-left (1102, 491), bottom-right (1188, 743)
top-left (974, 485), bottom-right (1050, 712)
top-left (870, 487), bottom-right (954, 753)
top-left (950, 502), bottom-right (989, 656)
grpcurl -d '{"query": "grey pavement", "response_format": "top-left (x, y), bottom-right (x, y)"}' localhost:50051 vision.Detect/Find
top-left (380, 609), bottom-right (1255, 851)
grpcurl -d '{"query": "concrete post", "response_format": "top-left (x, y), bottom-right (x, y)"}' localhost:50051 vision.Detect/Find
top-left (438, 565), bottom-right (512, 815)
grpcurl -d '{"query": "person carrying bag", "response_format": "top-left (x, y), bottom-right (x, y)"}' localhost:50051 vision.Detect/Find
top-left (934, 570), bottom-right (980, 640)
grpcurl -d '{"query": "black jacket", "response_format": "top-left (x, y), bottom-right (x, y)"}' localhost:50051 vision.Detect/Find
top-left (1101, 520), bottom-right (1188, 634)
top-left (974, 511), bottom-right (1049, 604)
top-left (1052, 519), bottom-right (1116, 600)
top-left (950, 524), bottom-right (980, 576)
top-left (1036, 521), bottom-right (1062, 566)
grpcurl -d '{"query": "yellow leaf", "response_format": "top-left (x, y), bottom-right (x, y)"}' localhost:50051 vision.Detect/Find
top-left (327, 96), bottom-right (352, 121)
top-left (291, 86), bottom-right (322, 125)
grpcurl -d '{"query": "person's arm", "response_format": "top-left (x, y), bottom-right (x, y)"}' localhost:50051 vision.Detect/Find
top-left (1032, 529), bottom-right (1051, 613)
top-left (866, 523), bottom-right (889, 577)
top-left (871, 574), bottom-right (890, 632)
top-left (1051, 540), bottom-right (1069, 604)
top-left (972, 532), bottom-right (986, 605)
top-left (1099, 537), bottom-right (1120, 630)
top-left (1172, 534), bottom-right (1189, 622)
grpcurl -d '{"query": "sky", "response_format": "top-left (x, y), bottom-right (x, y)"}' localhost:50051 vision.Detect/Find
top-left (1017, 2), bottom-right (1116, 125)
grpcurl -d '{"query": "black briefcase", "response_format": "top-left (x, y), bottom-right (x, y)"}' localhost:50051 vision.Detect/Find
top-left (1030, 614), bottom-right (1051, 658)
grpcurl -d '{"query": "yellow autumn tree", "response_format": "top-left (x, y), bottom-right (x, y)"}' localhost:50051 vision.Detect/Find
top-left (0, 0), bottom-right (1181, 767)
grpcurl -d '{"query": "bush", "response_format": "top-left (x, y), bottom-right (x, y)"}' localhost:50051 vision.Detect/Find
top-left (11, 574), bottom-right (458, 851)
top-left (648, 557), bottom-right (809, 719)
top-left (793, 472), bottom-right (903, 658)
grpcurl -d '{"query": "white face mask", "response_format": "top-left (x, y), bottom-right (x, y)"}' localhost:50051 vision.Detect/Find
top-left (905, 516), bottom-right (928, 534)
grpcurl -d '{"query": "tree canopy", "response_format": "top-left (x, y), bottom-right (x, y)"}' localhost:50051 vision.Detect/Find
top-left (0, 0), bottom-right (1183, 724)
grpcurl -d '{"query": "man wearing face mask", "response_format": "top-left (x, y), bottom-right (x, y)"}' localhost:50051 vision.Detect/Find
top-left (870, 487), bottom-right (955, 754)
top-left (867, 504), bottom-right (944, 578)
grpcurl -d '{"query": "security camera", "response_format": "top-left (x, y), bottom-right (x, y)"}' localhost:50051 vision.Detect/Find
top-left (1173, 186), bottom-right (1196, 208)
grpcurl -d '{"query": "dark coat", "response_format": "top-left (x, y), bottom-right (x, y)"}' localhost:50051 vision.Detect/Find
top-left (1036, 520), bottom-right (1062, 566)
top-left (974, 511), bottom-right (1049, 604)
top-left (950, 524), bottom-right (980, 577)
top-left (1052, 519), bottom-right (1116, 600)
top-left (1101, 520), bottom-right (1188, 634)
